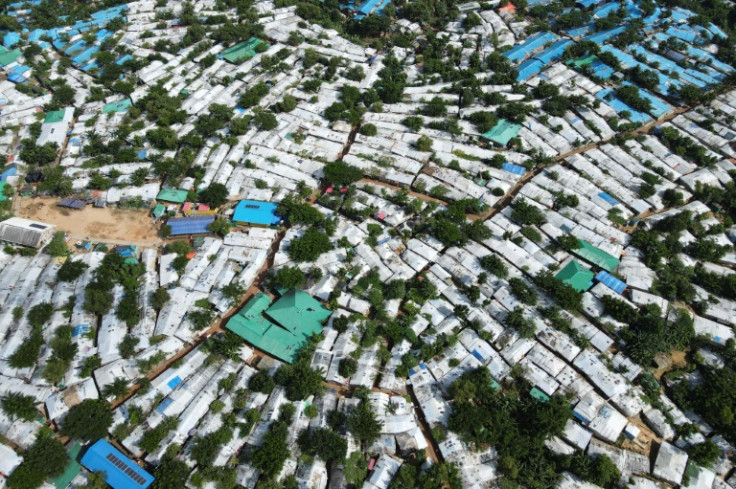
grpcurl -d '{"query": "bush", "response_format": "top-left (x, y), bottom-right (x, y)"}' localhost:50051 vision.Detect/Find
top-left (359, 123), bottom-right (377, 136)
top-left (44, 232), bottom-right (68, 256)
top-left (57, 259), bottom-right (88, 282)
top-left (415, 135), bottom-right (433, 151)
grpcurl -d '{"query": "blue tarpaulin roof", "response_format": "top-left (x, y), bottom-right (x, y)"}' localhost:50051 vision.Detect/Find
top-left (3, 32), bottom-right (20, 48)
top-left (595, 271), bottom-right (627, 294)
top-left (232, 200), bottom-right (281, 226)
top-left (502, 162), bottom-right (526, 175)
top-left (581, 25), bottom-right (626, 44)
top-left (598, 191), bottom-right (620, 206)
top-left (167, 216), bottom-right (215, 235)
top-left (517, 59), bottom-right (544, 81)
top-left (80, 440), bottom-right (154, 489)
top-left (503, 31), bottom-right (558, 64)
top-left (596, 88), bottom-right (651, 123)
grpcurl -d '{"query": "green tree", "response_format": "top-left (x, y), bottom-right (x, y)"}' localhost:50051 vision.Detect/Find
top-left (254, 110), bottom-right (278, 130)
top-left (251, 421), bottom-right (290, 480)
top-left (208, 218), bottom-right (232, 237)
top-left (338, 357), bottom-right (358, 378)
top-left (61, 399), bottom-right (114, 441)
top-left (347, 399), bottom-right (382, 445)
top-left (323, 161), bottom-right (363, 186)
top-left (418, 463), bottom-right (462, 489)
top-left (27, 302), bottom-right (54, 328)
top-left (102, 378), bottom-right (129, 400)
top-left (288, 227), bottom-right (333, 262)
top-left (297, 428), bottom-right (347, 462)
top-left (57, 259), bottom-right (88, 282)
top-left (152, 459), bottom-right (192, 489)
top-left (272, 266), bottom-right (306, 289)
top-left (7, 437), bottom-right (69, 489)
top-left (1, 392), bottom-right (37, 421)
top-left (198, 183), bottom-right (229, 208)
top-left (45, 232), bottom-right (68, 256)
top-left (152, 287), bottom-right (171, 310)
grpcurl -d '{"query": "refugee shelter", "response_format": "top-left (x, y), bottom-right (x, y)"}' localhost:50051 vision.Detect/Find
top-left (555, 260), bottom-right (595, 292)
top-left (80, 439), bottom-right (154, 489)
top-left (156, 188), bottom-right (188, 204)
top-left (220, 37), bottom-right (268, 63)
top-left (232, 199), bottom-right (281, 226)
top-left (227, 289), bottom-right (331, 363)
top-left (0, 217), bottom-right (55, 248)
top-left (481, 119), bottom-right (522, 147)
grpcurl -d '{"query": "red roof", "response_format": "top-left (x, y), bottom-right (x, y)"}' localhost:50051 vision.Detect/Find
top-left (198, 204), bottom-right (210, 211)
top-left (377, 211), bottom-right (386, 219)
top-left (326, 187), bottom-right (334, 194)
top-left (340, 187), bottom-right (348, 194)
top-left (182, 202), bottom-right (192, 212)
top-left (499, 2), bottom-right (516, 12)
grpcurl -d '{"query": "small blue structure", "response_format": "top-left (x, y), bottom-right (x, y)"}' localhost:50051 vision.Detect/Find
top-left (598, 191), bottom-right (620, 206)
top-left (3, 32), bottom-right (20, 48)
top-left (167, 216), bottom-right (215, 236)
top-left (0, 166), bottom-right (17, 181)
top-left (503, 31), bottom-right (558, 64)
top-left (517, 59), bottom-right (544, 81)
top-left (595, 271), bottom-right (627, 294)
top-left (232, 200), bottom-right (281, 226)
top-left (502, 162), bottom-right (526, 175)
top-left (80, 440), bottom-right (154, 489)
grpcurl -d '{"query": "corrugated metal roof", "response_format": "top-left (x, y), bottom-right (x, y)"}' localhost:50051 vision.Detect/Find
top-left (80, 440), bottom-right (154, 489)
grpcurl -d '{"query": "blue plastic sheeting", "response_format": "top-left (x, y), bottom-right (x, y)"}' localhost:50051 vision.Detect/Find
top-left (502, 162), bottom-right (526, 175)
top-left (503, 31), bottom-right (558, 64)
top-left (72, 324), bottom-right (90, 337)
top-left (80, 440), bottom-right (154, 489)
top-left (233, 200), bottom-right (281, 225)
top-left (471, 349), bottom-right (484, 361)
top-left (167, 216), bottom-right (215, 236)
top-left (10, 65), bottom-right (30, 75)
top-left (666, 26), bottom-right (697, 43)
top-left (73, 46), bottom-right (99, 65)
top-left (116, 54), bottom-right (134, 65)
top-left (3, 32), bottom-right (20, 48)
top-left (577, 0), bottom-right (603, 7)
top-left (156, 398), bottom-right (174, 414)
top-left (81, 61), bottom-right (99, 72)
top-left (599, 45), bottom-right (682, 95)
top-left (52, 39), bottom-right (67, 50)
top-left (581, 25), bottom-right (626, 44)
top-left (528, 0), bottom-right (555, 6)
top-left (65, 40), bottom-right (87, 55)
top-left (593, 2), bottom-right (620, 19)
top-left (95, 29), bottom-right (108, 39)
top-left (167, 376), bottom-right (182, 389)
top-left (642, 6), bottom-right (661, 24)
top-left (708, 23), bottom-right (727, 39)
top-left (517, 59), bottom-right (544, 81)
top-left (28, 29), bottom-right (45, 42)
top-left (0, 166), bottom-right (17, 180)
top-left (629, 44), bottom-right (712, 88)
top-left (621, 82), bottom-right (672, 118)
top-left (565, 24), bottom-right (594, 38)
top-left (7, 73), bottom-right (27, 84)
top-left (596, 89), bottom-right (651, 123)
top-left (533, 39), bottom-right (574, 65)
top-left (670, 6), bottom-right (695, 21)
top-left (590, 59), bottom-right (614, 79)
top-left (598, 191), bottom-right (620, 206)
top-left (596, 271), bottom-right (627, 294)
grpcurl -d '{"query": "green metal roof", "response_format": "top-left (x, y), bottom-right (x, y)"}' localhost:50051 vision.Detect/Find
top-left (481, 119), bottom-right (522, 146)
top-left (0, 48), bottom-right (21, 67)
top-left (221, 37), bottom-right (268, 64)
top-left (530, 387), bottom-right (550, 403)
top-left (575, 239), bottom-right (620, 272)
top-left (226, 290), bottom-right (330, 363)
top-left (0, 181), bottom-right (7, 202)
top-left (156, 188), bottom-right (188, 204)
top-left (44, 110), bottom-right (67, 124)
top-left (266, 288), bottom-right (331, 336)
top-left (152, 204), bottom-right (165, 218)
top-left (51, 442), bottom-right (82, 489)
top-left (102, 99), bottom-right (132, 114)
top-left (566, 54), bottom-right (597, 69)
top-left (555, 260), bottom-right (594, 292)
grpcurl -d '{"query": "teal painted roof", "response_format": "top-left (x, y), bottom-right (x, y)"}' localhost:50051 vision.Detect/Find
top-left (481, 119), bottom-right (522, 146)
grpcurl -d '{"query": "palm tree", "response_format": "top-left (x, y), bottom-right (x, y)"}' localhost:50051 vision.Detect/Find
top-left (102, 378), bottom-right (129, 400)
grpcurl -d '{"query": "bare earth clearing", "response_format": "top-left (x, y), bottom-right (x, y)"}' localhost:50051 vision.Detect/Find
top-left (14, 196), bottom-right (161, 245)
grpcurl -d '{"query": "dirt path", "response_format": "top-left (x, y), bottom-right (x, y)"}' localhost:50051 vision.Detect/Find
top-left (14, 197), bottom-right (161, 245)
